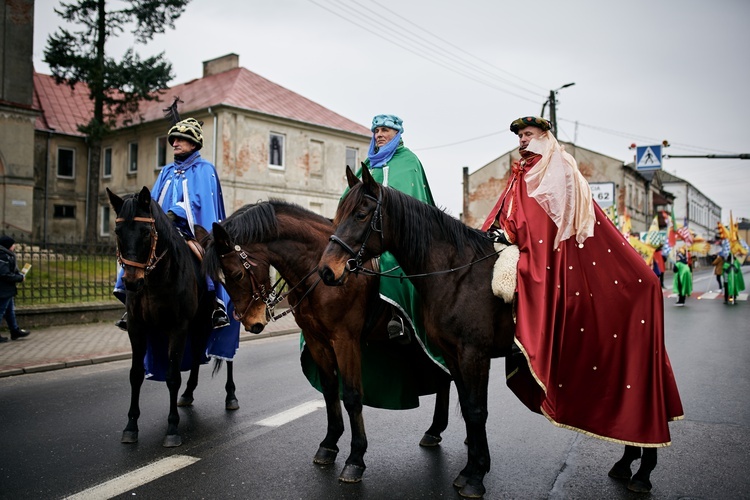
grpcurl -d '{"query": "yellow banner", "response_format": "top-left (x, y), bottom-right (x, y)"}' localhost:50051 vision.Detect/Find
top-left (629, 235), bottom-right (656, 265)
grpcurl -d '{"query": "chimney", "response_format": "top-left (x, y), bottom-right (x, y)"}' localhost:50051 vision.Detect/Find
top-left (203, 54), bottom-right (240, 77)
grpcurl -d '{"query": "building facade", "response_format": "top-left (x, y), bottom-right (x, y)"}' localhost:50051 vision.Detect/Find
top-left (31, 54), bottom-right (371, 242)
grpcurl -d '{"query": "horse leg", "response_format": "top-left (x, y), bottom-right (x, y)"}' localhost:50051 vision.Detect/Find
top-left (338, 380), bottom-right (367, 483)
top-left (420, 377), bottom-right (451, 447)
top-left (608, 444), bottom-right (641, 480)
top-left (163, 335), bottom-right (187, 448)
top-left (121, 337), bottom-right (146, 444)
top-left (629, 448), bottom-right (657, 493)
top-left (224, 360), bottom-right (239, 410)
top-left (313, 367), bottom-right (345, 466)
top-left (178, 363), bottom-right (199, 407)
top-left (450, 353), bottom-right (491, 499)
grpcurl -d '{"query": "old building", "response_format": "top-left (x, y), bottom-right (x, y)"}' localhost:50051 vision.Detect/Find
top-left (656, 169), bottom-right (721, 240)
top-left (0, 0), bottom-right (36, 235)
top-left (32, 53), bottom-right (371, 242)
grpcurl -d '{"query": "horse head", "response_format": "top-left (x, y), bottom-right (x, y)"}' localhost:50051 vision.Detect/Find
top-left (319, 165), bottom-right (384, 286)
top-left (108, 186), bottom-right (164, 293)
top-left (205, 222), bottom-right (271, 334)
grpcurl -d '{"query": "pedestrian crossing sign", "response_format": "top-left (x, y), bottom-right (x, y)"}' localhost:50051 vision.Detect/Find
top-left (636, 145), bottom-right (662, 171)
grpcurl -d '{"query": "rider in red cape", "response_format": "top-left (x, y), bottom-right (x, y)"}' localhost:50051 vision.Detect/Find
top-left (482, 116), bottom-right (683, 446)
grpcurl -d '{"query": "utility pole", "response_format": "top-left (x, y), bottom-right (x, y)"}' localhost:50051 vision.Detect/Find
top-left (544, 82), bottom-right (575, 138)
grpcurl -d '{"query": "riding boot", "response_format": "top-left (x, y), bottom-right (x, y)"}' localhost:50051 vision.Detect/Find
top-left (387, 311), bottom-right (411, 345)
top-left (115, 312), bottom-right (128, 331)
top-left (212, 302), bottom-right (230, 329)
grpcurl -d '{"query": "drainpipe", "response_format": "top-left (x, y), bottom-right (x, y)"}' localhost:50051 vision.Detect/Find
top-left (44, 132), bottom-right (51, 244)
top-left (208, 106), bottom-right (217, 165)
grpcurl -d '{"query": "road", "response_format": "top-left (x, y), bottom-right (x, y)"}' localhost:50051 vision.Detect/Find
top-left (0, 268), bottom-right (748, 499)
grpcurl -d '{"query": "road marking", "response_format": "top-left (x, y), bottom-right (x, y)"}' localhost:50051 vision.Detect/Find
top-left (66, 455), bottom-right (200, 500)
top-left (257, 399), bottom-right (326, 427)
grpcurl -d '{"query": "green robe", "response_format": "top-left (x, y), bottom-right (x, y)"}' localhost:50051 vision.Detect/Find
top-left (723, 259), bottom-right (746, 297)
top-left (673, 261), bottom-right (693, 296)
top-left (300, 143), bottom-right (448, 410)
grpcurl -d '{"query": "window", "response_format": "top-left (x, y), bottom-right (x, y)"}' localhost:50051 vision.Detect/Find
top-left (102, 147), bottom-right (112, 178)
top-left (100, 205), bottom-right (111, 236)
top-left (128, 142), bottom-right (139, 174)
top-left (57, 147), bottom-right (75, 178)
top-left (53, 205), bottom-right (76, 218)
top-left (346, 147), bottom-right (358, 171)
top-left (156, 136), bottom-right (168, 168)
top-left (310, 140), bottom-right (324, 176)
top-left (269, 133), bottom-right (285, 169)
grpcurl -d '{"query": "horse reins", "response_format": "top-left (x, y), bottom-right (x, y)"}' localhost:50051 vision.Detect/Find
top-left (328, 189), bottom-right (505, 280)
top-left (115, 215), bottom-right (168, 275)
top-left (221, 244), bottom-right (321, 322)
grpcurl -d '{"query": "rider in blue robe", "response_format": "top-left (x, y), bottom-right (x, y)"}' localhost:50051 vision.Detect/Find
top-left (114, 117), bottom-right (240, 380)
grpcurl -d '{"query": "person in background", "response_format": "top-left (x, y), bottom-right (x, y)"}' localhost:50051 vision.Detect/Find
top-left (711, 254), bottom-right (724, 290)
top-left (723, 256), bottom-right (745, 304)
top-left (0, 235), bottom-right (31, 342)
top-left (673, 253), bottom-right (693, 306)
top-left (652, 244), bottom-right (666, 288)
top-left (481, 116), bottom-right (682, 455)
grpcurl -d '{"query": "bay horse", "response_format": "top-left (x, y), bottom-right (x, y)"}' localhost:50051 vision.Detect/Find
top-left (107, 186), bottom-right (239, 448)
top-left (317, 166), bottom-right (660, 498)
top-left (202, 200), bottom-right (452, 483)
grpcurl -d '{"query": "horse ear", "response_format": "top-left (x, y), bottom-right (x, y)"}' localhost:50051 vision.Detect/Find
top-left (212, 222), bottom-right (233, 252)
top-left (106, 188), bottom-right (124, 214)
top-left (345, 165), bottom-right (361, 188)
top-left (360, 164), bottom-right (380, 195)
top-left (194, 224), bottom-right (209, 246)
top-left (137, 186), bottom-right (152, 208)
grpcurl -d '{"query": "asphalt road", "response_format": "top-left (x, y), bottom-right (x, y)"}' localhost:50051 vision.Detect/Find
top-left (0, 269), bottom-right (748, 499)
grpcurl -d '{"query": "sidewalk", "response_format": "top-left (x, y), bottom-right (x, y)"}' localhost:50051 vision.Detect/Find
top-left (0, 313), bottom-right (301, 378)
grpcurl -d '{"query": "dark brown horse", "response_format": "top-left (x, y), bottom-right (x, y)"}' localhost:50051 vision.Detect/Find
top-left (202, 200), bottom-right (452, 483)
top-left (108, 187), bottom-right (238, 448)
top-left (317, 166), bottom-right (659, 498)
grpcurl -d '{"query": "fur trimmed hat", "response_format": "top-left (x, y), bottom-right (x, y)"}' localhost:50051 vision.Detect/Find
top-left (510, 116), bottom-right (551, 134)
top-left (168, 118), bottom-right (204, 150)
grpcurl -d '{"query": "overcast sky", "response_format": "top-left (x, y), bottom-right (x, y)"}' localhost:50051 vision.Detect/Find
top-left (33, 0), bottom-right (750, 223)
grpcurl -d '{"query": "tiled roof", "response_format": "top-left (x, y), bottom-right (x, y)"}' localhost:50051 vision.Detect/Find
top-left (33, 72), bottom-right (94, 136)
top-left (34, 67), bottom-right (370, 138)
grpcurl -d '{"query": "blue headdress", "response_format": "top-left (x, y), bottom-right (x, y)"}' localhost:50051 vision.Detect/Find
top-left (368, 114), bottom-right (404, 168)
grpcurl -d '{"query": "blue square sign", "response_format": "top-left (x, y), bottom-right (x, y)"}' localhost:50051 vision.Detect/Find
top-left (635, 145), bottom-right (662, 171)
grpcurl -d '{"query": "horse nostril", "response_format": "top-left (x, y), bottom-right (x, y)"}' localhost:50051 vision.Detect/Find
top-left (319, 266), bottom-right (334, 285)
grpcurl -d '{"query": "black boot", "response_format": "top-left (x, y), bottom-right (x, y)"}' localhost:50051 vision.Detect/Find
top-left (115, 312), bottom-right (127, 331)
top-left (212, 304), bottom-right (230, 329)
top-left (10, 328), bottom-right (30, 340)
top-left (0, 335), bottom-right (8, 343)
top-left (387, 313), bottom-right (411, 344)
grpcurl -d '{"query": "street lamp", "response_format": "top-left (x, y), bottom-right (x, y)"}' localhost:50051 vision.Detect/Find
top-left (540, 82), bottom-right (575, 138)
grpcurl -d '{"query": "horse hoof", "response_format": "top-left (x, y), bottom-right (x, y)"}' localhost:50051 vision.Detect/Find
top-left (313, 446), bottom-right (338, 465)
top-left (419, 433), bottom-right (443, 447)
top-left (225, 399), bottom-right (240, 411)
top-left (627, 478), bottom-right (652, 493)
top-left (163, 435), bottom-right (182, 448)
top-left (608, 463), bottom-right (632, 480)
top-left (121, 431), bottom-right (138, 444)
top-left (453, 474), bottom-right (468, 488)
top-left (338, 463), bottom-right (365, 483)
top-left (177, 396), bottom-right (194, 407)
top-left (458, 482), bottom-right (486, 498)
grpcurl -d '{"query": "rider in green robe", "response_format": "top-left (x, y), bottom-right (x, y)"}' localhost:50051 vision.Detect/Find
top-left (723, 257), bottom-right (746, 303)
top-left (300, 114), bottom-right (448, 410)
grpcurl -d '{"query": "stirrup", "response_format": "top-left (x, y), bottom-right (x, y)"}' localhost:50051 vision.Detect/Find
top-left (212, 306), bottom-right (230, 329)
top-left (387, 315), bottom-right (410, 344)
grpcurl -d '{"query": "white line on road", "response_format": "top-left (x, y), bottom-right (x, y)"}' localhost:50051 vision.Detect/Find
top-left (65, 454), bottom-right (200, 500)
top-left (256, 399), bottom-right (326, 427)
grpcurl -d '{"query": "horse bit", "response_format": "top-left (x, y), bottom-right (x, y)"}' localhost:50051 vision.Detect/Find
top-left (220, 244), bottom-right (320, 322)
top-left (115, 214), bottom-right (167, 275)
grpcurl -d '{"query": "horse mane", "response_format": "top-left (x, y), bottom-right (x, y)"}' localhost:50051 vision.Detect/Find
top-left (337, 183), bottom-right (492, 264)
top-left (204, 199), bottom-right (332, 280)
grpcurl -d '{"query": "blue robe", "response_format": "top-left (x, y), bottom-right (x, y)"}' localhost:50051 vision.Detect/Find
top-left (114, 151), bottom-right (240, 380)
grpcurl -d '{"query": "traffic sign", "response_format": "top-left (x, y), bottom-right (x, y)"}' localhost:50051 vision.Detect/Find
top-left (635, 145), bottom-right (662, 171)
top-left (589, 182), bottom-right (615, 209)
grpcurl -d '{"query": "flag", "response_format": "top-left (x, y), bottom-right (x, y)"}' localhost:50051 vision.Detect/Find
top-left (717, 221), bottom-right (730, 240)
top-left (729, 211), bottom-right (748, 257)
top-left (621, 214), bottom-right (631, 237)
top-left (677, 224), bottom-right (694, 245)
top-left (645, 215), bottom-right (664, 247)
top-left (668, 206), bottom-right (677, 246)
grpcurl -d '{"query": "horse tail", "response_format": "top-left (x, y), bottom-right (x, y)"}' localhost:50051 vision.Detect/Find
top-left (212, 358), bottom-right (224, 377)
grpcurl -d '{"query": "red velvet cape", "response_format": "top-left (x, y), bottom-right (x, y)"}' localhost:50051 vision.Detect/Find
top-left (482, 152), bottom-right (683, 446)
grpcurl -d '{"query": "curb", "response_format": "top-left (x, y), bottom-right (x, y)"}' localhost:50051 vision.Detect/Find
top-left (0, 328), bottom-right (300, 379)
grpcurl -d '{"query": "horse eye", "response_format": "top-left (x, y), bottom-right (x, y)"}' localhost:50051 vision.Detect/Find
top-left (355, 211), bottom-right (367, 222)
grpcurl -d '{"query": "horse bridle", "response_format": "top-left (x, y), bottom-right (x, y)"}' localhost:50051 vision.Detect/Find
top-left (220, 244), bottom-right (320, 322)
top-left (328, 191), bottom-right (383, 273)
top-left (115, 215), bottom-right (167, 275)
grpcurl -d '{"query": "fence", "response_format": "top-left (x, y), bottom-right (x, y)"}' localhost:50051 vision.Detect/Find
top-left (8, 235), bottom-right (119, 306)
